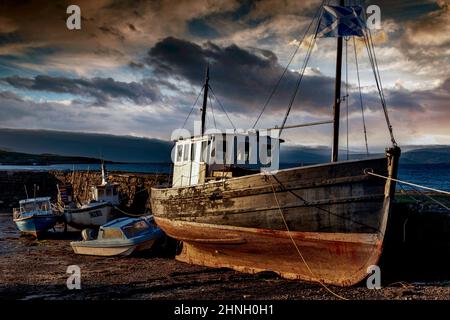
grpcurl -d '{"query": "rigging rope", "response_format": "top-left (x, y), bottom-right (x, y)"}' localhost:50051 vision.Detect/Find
top-left (208, 85), bottom-right (236, 130)
top-left (208, 93), bottom-right (217, 129)
top-left (252, 1), bottom-right (326, 129)
top-left (279, 8), bottom-right (323, 136)
top-left (182, 87), bottom-right (204, 129)
top-left (362, 28), bottom-right (397, 146)
top-left (353, 37), bottom-right (369, 155)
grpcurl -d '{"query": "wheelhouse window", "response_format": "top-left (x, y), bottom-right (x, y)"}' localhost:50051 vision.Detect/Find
top-left (183, 144), bottom-right (190, 162)
top-left (176, 144), bottom-right (183, 163)
top-left (267, 136), bottom-right (272, 158)
top-left (101, 228), bottom-right (123, 239)
top-left (200, 141), bottom-right (208, 162)
top-left (122, 220), bottom-right (150, 238)
top-left (191, 142), bottom-right (197, 161)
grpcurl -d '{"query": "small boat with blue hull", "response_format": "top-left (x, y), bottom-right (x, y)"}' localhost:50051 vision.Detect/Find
top-left (70, 216), bottom-right (164, 256)
top-left (13, 197), bottom-right (60, 237)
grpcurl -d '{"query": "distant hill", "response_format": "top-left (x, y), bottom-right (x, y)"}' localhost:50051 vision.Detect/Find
top-left (0, 128), bottom-right (448, 165)
top-left (0, 149), bottom-right (110, 165)
top-left (400, 147), bottom-right (450, 164)
top-left (0, 128), bottom-right (173, 163)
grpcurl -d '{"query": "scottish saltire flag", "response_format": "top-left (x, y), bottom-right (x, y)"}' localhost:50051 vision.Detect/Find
top-left (317, 5), bottom-right (366, 37)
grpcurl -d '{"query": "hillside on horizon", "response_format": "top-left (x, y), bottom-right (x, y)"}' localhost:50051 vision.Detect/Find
top-left (0, 128), bottom-right (449, 165)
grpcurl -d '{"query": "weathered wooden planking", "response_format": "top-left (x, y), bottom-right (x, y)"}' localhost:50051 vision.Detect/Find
top-left (152, 156), bottom-right (390, 233)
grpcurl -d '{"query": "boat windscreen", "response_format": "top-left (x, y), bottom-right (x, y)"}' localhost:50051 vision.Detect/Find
top-left (101, 228), bottom-right (123, 239)
top-left (22, 201), bottom-right (50, 212)
top-left (121, 220), bottom-right (150, 238)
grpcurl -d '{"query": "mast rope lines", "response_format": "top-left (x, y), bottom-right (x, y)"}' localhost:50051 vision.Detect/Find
top-left (252, 0), bottom-right (326, 130)
top-left (182, 87), bottom-right (204, 129)
top-left (362, 26), bottom-right (397, 147)
top-left (363, 169), bottom-right (450, 211)
top-left (252, 0), bottom-right (397, 156)
top-left (266, 173), bottom-right (348, 300)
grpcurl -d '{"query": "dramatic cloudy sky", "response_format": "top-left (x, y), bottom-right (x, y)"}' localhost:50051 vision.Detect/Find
top-left (0, 0), bottom-right (448, 152)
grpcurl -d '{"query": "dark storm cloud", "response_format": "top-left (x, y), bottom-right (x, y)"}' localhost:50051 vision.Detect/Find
top-left (145, 36), bottom-right (447, 119)
top-left (146, 37), bottom-right (337, 115)
top-left (1, 75), bottom-right (162, 105)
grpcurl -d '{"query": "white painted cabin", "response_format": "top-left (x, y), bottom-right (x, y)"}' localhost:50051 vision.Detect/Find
top-left (90, 163), bottom-right (120, 205)
top-left (172, 132), bottom-right (281, 187)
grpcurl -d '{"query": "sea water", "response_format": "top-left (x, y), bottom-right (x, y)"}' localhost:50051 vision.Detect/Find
top-left (0, 163), bottom-right (449, 191)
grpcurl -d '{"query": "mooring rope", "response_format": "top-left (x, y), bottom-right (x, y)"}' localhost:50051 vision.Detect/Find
top-left (113, 205), bottom-right (147, 217)
top-left (266, 174), bottom-right (348, 300)
top-left (363, 169), bottom-right (450, 196)
top-left (364, 169), bottom-right (450, 211)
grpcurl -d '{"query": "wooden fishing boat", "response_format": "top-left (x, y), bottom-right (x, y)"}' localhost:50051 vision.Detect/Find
top-left (151, 1), bottom-right (401, 286)
top-left (13, 197), bottom-right (60, 237)
top-left (64, 163), bottom-right (119, 229)
top-left (70, 216), bottom-right (163, 256)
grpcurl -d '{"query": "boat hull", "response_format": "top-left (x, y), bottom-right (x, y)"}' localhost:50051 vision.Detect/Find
top-left (14, 215), bottom-right (58, 237)
top-left (64, 203), bottom-right (115, 230)
top-left (70, 239), bottom-right (156, 257)
top-left (152, 147), bottom-right (400, 286)
top-left (156, 217), bottom-right (381, 286)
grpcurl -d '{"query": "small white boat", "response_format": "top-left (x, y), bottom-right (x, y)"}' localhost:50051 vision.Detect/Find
top-left (70, 216), bottom-right (164, 256)
top-left (64, 163), bottom-right (119, 229)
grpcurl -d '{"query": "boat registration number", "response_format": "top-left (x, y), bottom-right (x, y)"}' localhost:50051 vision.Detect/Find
top-left (89, 210), bottom-right (102, 218)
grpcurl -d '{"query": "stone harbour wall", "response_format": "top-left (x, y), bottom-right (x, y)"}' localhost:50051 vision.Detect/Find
top-left (0, 170), bottom-right (170, 213)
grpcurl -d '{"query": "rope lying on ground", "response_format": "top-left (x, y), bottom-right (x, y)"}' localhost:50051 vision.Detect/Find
top-left (266, 174), bottom-right (348, 300)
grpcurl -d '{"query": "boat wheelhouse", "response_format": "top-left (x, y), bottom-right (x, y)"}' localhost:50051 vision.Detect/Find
top-left (172, 131), bottom-right (281, 187)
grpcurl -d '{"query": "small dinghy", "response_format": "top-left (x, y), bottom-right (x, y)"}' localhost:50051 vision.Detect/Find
top-left (70, 216), bottom-right (164, 256)
top-left (13, 197), bottom-right (60, 237)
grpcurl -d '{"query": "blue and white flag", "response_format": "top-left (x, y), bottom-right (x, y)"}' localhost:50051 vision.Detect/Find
top-left (317, 5), bottom-right (366, 38)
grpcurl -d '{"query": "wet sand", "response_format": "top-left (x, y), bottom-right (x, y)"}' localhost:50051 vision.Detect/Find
top-left (0, 213), bottom-right (448, 300)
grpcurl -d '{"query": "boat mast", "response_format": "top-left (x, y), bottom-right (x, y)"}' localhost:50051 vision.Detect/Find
top-left (201, 65), bottom-right (210, 136)
top-left (331, 0), bottom-right (345, 162)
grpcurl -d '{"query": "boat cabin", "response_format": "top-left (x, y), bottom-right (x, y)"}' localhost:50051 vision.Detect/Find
top-left (90, 163), bottom-right (120, 205)
top-left (172, 131), bottom-right (281, 187)
top-left (98, 217), bottom-right (155, 240)
top-left (14, 197), bottom-right (52, 219)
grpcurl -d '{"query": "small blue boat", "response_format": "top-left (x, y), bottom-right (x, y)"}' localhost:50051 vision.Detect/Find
top-left (13, 197), bottom-right (59, 237)
top-left (70, 216), bottom-right (164, 256)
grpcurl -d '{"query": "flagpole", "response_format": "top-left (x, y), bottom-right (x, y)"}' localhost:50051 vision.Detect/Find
top-left (331, 0), bottom-right (344, 162)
